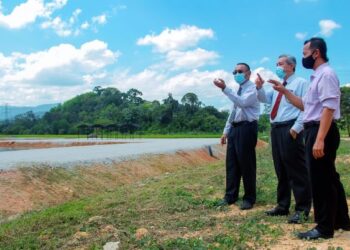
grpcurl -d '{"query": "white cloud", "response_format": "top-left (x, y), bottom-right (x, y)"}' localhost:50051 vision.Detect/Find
top-left (0, 53), bottom-right (13, 74)
top-left (251, 67), bottom-right (278, 83)
top-left (166, 48), bottom-right (219, 70)
top-left (0, 0), bottom-right (45, 29)
top-left (110, 67), bottom-right (234, 108)
top-left (92, 14), bottom-right (107, 25)
top-left (0, 83), bottom-right (91, 106)
top-left (81, 21), bottom-right (89, 30)
top-left (41, 8), bottom-right (82, 37)
top-left (160, 70), bottom-right (231, 97)
top-left (41, 16), bottom-right (71, 36)
top-left (69, 8), bottom-right (81, 24)
top-left (137, 25), bottom-right (214, 53)
top-left (0, 1), bottom-right (109, 37)
top-left (295, 32), bottom-right (308, 40)
top-left (319, 19), bottom-right (341, 37)
top-left (0, 40), bottom-right (120, 105)
top-left (84, 13), bottom-right (108, 33)
top-left (42, 0), bottom-right (68, 17)
top-left (259, 57), bottom-right (270, 64)
top-left (0, 0), bottom-right (67, 29)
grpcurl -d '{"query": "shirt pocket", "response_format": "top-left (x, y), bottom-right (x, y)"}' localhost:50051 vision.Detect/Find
top-left (304, 87), bottom-right (319, 105)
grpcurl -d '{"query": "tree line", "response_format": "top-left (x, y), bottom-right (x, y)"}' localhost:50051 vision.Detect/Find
top-left (0, 87), bottom-right (229, 135)
top-left (1, 86), bottom-right (349, 136)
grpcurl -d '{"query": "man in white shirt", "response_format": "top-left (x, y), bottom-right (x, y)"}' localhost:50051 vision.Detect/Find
top-left (213, 62), bottom-right (260, 210)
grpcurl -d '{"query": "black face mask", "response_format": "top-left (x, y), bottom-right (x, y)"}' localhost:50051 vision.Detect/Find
top-left (302, 53), bottom-right (316, 69)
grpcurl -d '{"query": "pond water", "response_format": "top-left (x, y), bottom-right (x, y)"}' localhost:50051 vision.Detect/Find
top-left (0, 147), bottom-right (25, 152)
top-left (0, 138), bottom-right (219, 170)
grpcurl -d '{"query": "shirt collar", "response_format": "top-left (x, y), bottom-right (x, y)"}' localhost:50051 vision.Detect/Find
top-left (311, 62), bottom-right (328, 80)
top-left (285, 73), bottom-right (296, 84)
top-left (240, 80), bottom-right (251, 88)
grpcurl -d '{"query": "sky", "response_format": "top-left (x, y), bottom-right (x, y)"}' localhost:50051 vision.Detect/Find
top-left (0, 0), bottom-right (349, 110)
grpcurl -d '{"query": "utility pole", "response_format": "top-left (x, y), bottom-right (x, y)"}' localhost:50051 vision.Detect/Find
top-left (4, 103), bottom-right (9, 124)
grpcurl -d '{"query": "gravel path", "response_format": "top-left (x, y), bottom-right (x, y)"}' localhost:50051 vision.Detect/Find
top-left (0, 138), bottom-right (219, 170)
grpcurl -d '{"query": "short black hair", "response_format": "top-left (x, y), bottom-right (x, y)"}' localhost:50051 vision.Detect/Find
top-left (236, 62), bottom-right (250, 71)
top-left (304, 37), bottom-right (329, 62)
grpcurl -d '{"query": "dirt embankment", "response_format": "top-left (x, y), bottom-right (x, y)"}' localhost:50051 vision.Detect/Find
top-left (0, 140), bottom-right (268, 219)
top-left (0, 144), bottom-right (231, 220)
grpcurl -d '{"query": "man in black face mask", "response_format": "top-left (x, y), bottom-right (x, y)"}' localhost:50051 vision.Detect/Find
top-left (270, 37), bottom-right (350, 240)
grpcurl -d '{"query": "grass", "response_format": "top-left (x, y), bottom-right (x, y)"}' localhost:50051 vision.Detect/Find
top-left (0, 129), bottom-right (349, 140)
top-left (0, 140), bottom-right (349, 249)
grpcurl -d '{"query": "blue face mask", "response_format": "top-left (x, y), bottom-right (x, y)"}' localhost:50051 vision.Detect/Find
top-left (234, 73), bottom-right (246, 85)
top-left (276, 66), bottom-right (286, 79)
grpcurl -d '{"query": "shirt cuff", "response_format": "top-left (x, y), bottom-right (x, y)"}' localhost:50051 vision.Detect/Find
top-left (223, 87), bottom-right (230, 95)
top-left (322, 98), bottom-right (338, 110)
top-left (291, 123), bottom-right (303, 134)
top-left (223, 126), bottom-right (231, 135)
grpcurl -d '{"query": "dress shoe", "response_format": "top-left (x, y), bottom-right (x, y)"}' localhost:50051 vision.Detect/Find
top-left (265, 207), bottom-right (289, 216)
top-left (297, 228), bottom-right (333, 240)
top-left (216, 199), bottom-right (235, 207)
top-left (335, 224), bottom-right (350, 231)
top-left (288, 211), bottom-right (308, 224)
top-left (240, 200), bottom-right (253, 210)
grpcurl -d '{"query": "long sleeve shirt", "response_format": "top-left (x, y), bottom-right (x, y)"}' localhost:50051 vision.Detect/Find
top-left (222, 80), bottom-right (260, 135)
top-left (257, 74), bottom-right (309, 133)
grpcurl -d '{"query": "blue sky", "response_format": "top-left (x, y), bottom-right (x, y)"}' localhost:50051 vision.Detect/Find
top-left (0, 0), bottom-right (349, 109)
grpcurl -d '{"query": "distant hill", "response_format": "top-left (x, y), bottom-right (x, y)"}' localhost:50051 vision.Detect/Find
top-left (0, 104), bottom-right (58, 121)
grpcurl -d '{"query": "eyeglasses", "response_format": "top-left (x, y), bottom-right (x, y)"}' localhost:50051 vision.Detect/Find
top-left (232, 70), bottom-right (246, 75)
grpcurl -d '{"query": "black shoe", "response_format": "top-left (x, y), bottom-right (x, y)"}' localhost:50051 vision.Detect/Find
top-left (288, 211), bottom-right (308, 224)
top-left (335, 224), bottom-right (350, 231)
top-left (297, 228), bottom-right (333, 240)
top-left (240, 200), bottom-right (253, 210)
top-left (265, 207), bottom-right (289, 216)
top-left (216, 199), bottom-right (235, 207)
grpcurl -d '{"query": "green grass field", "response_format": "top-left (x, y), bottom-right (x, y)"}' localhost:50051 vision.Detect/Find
top-left (0, 129), bottom-right (348, 140)
top-left (0, 140), bottom-right (349, 249)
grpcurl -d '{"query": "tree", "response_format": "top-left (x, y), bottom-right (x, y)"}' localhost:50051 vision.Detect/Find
top-left (340, 86), bottom-right (350, 137)
top-left (181, 92), bottom-right (201, 107)
top-left (163, 93), bottom-right (179, 112)
top-left (2, 88), bottom-right (228, 135)
top-left (181, 92), bottom-right (201, 114)
top-left (126, 88), bottom-right (144, 105)
top-left (93, 86), bottom-right (104, 96)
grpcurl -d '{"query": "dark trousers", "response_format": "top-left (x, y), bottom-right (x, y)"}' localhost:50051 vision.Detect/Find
top-left (304, 122), bottom-right (350, 236)
top-left (225, 121), bottom-right (258, 204)
top-left (271, 122), bottom-right (311, 214)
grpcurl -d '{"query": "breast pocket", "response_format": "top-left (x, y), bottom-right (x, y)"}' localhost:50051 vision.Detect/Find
top-left (304, 88), bottom-right (319, 105)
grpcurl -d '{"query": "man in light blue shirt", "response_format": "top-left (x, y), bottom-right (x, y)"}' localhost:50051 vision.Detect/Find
top-left (255, 55), bottom-right (311, 224)
top-left (214, 62), bottom-right (259, 210)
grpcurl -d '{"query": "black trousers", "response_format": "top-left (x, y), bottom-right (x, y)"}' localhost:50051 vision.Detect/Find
top-left (225, 121), bottom-right (258, 204)
top-left (271, 122), bottom-right (311, 214)
top-left (304, 122), bottom-right (350, 236)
